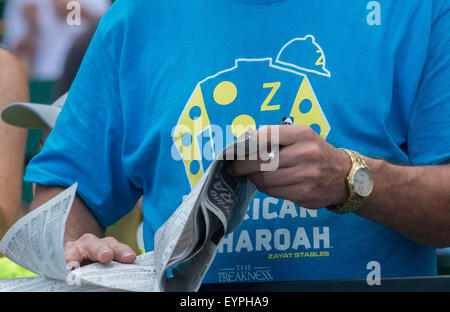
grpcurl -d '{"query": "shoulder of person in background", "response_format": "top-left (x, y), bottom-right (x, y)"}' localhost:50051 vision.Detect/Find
top-left (52, 20), bottom-right (100, 100)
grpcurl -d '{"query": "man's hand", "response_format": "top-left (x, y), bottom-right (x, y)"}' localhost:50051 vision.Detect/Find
top-left (229, 125), bottom-right (450, 247)
top-left (64, 234), bottom-right (136, 269)
top-left (31, 184), bottom-right (137, 270)
top-left (228, 125), bottom-right (351, 209)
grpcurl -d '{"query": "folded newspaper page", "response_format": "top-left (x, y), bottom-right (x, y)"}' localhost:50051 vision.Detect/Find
top-left (0, 132), bottom-right (259, 292)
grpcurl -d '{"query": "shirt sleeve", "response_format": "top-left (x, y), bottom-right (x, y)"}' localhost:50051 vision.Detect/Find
top-left (24, 7), bottom-right (141, 227)
top-left (408, 4), bottom-right (450, 165)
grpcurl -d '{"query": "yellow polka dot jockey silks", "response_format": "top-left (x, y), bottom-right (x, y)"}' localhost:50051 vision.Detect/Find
top-left (173, 85), bottom-right (212, 188)
top-left (173, 37), bottom-right (331, 188)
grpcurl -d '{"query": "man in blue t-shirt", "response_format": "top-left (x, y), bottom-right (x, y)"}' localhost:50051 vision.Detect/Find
top-left (25, 0), bottom-right (450, 283)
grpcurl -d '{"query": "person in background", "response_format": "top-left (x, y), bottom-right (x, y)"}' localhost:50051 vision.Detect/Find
top-left (52, 0), bottom-right (116, 99)
top-left (2, 0), bottom-right (109, 81)
top-left (0, 1), bottom-right (119, 279)
top-left (2, 0), bottom-right (112, 208)
top-left (0, 47), bottom-right (37, 279)
top-left (52, 9), bottom-right (103, 100)
top-left (0, 47), bottom-right (28, 230)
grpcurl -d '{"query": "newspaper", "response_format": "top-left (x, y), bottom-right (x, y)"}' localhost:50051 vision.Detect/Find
top-left (0, 132), bottom-right (258, 292)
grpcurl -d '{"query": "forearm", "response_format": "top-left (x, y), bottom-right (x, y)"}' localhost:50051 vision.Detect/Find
top-left (0, 137), bottom-right (27, 227)
top-left (31, 184), bottom-right (104, 243)
top-left (0, 126), bottom-right (27, 228)
top-left (0, 49), bottom-right (29, 228)
top-left (357, 158), bottom-right (450, 248)
top-left (30, 184), bottom-right (136, 265)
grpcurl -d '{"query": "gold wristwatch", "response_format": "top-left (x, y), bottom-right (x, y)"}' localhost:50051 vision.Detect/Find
top-left (327, 149), bottom-right (374, 214)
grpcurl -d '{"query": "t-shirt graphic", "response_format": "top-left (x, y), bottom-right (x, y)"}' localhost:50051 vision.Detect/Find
top-left (172, 36), bottom-right (333, 283)
top-left (173, 35), bottom-right (331, 188)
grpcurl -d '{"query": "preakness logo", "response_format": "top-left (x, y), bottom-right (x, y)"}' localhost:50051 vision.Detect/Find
top-left (218, 264), bottom-right (274, 283)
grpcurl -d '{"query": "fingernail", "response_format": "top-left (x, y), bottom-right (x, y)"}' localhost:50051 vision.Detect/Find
top-left (99, 249), bottom-right (110, 255)
top-left (67, 261), bottom-right (80, 270)
top-left (123, 252), bottom-right (134, 258)
top-left (98, 249), bottom-right (112, 259)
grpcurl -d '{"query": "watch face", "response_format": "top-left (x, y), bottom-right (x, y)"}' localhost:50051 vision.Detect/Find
top-left (353, 168), bottom-right (373, 197)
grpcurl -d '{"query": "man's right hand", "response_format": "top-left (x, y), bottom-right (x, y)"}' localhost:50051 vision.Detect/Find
top-left (64, 234), bottom-right (136, 269)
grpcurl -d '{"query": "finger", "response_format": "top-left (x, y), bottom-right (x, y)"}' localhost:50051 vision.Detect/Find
top-left (228, 145), bottom-right (301, 176)
top-left (249, 167), bottom-right (302, 187)
top-left (257, 183), bottom-right (296, 199)
top-left (76, 233), bottom-right (114, 264)
top-left (255, 125), bottom-right (295, 148)
top-left (64, 241), bottom-right (82, 269)
top-left (276, 139), bottom-right (329, 170)
top-left (229, 143), bottom-right (313, 177)
top-left (103, 237), bottom-right (136, 264)
top-left (227, 159), bottom-right (262, 176)
top-left (229, 126), bottom-right (317, 176)
top-left (256, 125), bottom-right (315, 148)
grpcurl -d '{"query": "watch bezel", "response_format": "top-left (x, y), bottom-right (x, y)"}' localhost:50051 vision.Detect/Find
top-left (349, 167), bottom-right (373, 198)
top-left (327, 149), bottom-right (374, 214)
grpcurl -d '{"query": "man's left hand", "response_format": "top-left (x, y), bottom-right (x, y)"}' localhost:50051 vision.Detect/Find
top-left (228, 125), bottom-right (351, 209)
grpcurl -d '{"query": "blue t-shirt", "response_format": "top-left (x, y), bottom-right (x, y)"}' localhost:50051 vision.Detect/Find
top-left (25, 0), bottom-right (450, 283)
